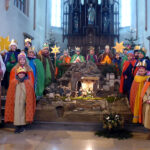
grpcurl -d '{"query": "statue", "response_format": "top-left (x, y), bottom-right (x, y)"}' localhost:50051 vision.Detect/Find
top-left (73, 13), bottom-right (79, 33)
top-left (103, 13), bottom-right (110, 33)
top-left (88, 3), bottom-right (96, 25)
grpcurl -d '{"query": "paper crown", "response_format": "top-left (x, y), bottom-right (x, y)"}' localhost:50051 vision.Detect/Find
top-left (137, 60), bottom-right (147, 68)
top-left (134, 45), bottom-right (141, 50)
top-left (127, 50), bottom-right (134, 56)
top-left (105, 45), bottom-right (110, 49)
top-left (25, 38), bottom-right (32, 43)
top-left (17, 66), bottom-right (27, 74)
top-left (139, 47), bottom-right (147, 55)
top-left (75, 47), bottom-right (81, 51)
top-left (28, 46), bottom-right (35, 52)
top-left (9, 39), bottom-right (18, 47)
top-left (43, 43), bottom-right (49, 49)
top-left (18, 51), bottom-right (26, 60)
top-left (88, 46), bottom-right (95, 50)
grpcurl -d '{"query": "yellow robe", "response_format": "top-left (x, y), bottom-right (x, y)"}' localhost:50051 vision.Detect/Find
top-left (131, 75), bottom-right (149, 123)
top-left (142, 86), bottom-right (150, 129)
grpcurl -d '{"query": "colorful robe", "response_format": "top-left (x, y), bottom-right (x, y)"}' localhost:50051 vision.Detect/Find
top-left (27, 57), bottom-right (45, 97)
top-left (98, 52), bottom-right (113, 64)
top-left (130, 75), bottom-right (150, 123)
top-left (71, 54), bottom-right (85, 63)
top-left (5, 78), bottom-right (36, 123)
top-left (140, 83), bottom-right (150, 129)
top-left (121, 55), bottom-right (128, 72)
top-left (113, 57), bottom-right (122, 74)
top-left (120, 60), bottom-right (136, 95)
top-left (38, 54), bottom-right (54, 87)
top-left (86, 55), bottom-right (98, 63)
top-left (2, 50), bottom-right (20, 89)
top-left (55, 56), bottom-right (71, 78)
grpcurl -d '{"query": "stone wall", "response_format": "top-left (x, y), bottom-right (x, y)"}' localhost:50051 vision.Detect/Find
top-left (0, 0), bottom-right (51, 50)
top-left (131, 0), bottom-right (150, 55)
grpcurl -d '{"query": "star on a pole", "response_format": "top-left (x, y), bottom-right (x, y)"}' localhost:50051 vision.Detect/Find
top-left (51, 45), bottom-right (60, 56)
top-left (0, 36), bottom-right (10, 52)
top-left (113, 42), bottom-right (125, 53)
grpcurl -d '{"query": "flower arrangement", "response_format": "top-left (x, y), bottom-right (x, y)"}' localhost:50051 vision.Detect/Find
top-left (103, 113), bottom-right (124, 130)
top-left (95, 113), bottom-right (132, 139)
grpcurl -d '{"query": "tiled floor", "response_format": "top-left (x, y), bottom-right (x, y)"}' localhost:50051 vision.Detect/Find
top-left (0, 128), bottom-right (150, 150)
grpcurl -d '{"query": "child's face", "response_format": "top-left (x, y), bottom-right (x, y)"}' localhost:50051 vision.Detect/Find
top-left (139, 53), bottom-right (144, 59)
top-left (116, 53), bottom-right (120, 59)
top-left (10, 45), bottom-right (17, 51)
top-left (124, 50), bottom-right (128, 55)
top-left (138, 67), bottom-right (147, 76)
top-left (28, 51), bottom-right (35, 58)
top-left (105, 48), bottom-right (110, 53)
top-left (134, 52), bottom-right (139, 58)
top-left (43, 48), bottom-right (49, 54)
top-left (18, 73), bottom-right (26, 79)
top-left (25, 42), bottom-right (31, 48)
top-left (90, 50), bottom-right (94, 55)
top-left (19, 58), bottom-right (26, 66)
top-left (127, 54), bottom-right (133, 61)
top-left (76, 51), bottom-right (80, 55)
top-left (64, 52), bottom-right (68, 57)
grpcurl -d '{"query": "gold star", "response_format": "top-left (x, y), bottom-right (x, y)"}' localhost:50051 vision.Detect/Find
top-left (113, 42), bottom-right (125, 53)
top-left (0, 36), bottom-right (11, 52)
top-left (51, 45), bottom-right (60, 55)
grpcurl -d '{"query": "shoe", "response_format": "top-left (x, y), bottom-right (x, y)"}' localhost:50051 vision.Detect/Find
top-left (14, 126), bottom-right (20, 134)
top-left (19, 126), bottom-right (25, 133)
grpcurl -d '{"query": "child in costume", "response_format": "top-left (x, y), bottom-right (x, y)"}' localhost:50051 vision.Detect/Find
top-left (27, 47), bottom-right (45, 97)
top-left (113, 52), bottom-right (122, 75)
top-left (10, 52), bottom-right (34, 86)
top-left (120, 51), bottom-right (136, 99)
top-left (134, 46), bottom-right (140, 60)
top-left (5, 66), bottom-right (36, 133)
top-left (140, 78), bottom-right (150, 129)
top-left (98, 45), bottom-right (113, 65)
top-left (86, 46), bottom-right (98, 63)
top-left (130, 61), bottom-right (150, 124)
top-left (120, 46), bottom-right (129, 72)
top-left (71, 47), bottom-right (85, 63)
top-left (24, 38), bottom-right (32, 55)
top-left (55, 50), bottom-right (71, 78)
top-left (38, 43), bottom-right (54, 87)
top-left (2, 39), bottom-right (20, 89)
top-left (0, 54), bottom-right (6, 123)
top-left (133, 48), bottom-right (150, 76)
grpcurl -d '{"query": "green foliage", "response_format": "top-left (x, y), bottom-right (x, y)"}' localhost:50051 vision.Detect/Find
top-left (95, 113), bottom-right (133, 140)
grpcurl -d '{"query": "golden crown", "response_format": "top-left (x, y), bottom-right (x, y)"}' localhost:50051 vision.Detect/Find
top-left (17, 66), bottom-right (27, 74)
top-left (134, 45), bottom-right (141, 50)
top-left (25, 38), bottom-right (32, 43)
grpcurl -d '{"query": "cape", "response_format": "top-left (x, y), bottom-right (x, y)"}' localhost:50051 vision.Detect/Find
top-left (27, 58), bottom-right (45, 97)
top-left (130, 75), bottom-right (150, 123)
top-left (121, 55), bottom-right (128, 72)
top-left (119, 60), bottom-right (136, 93)
top-left (38, 54), bottom-right (55, 87)
top-left (139, 80), bottom-right (150, 123)
top-left (5, 79), bottom-right (36, 123)
top-left (71, 54), bottom-right (85, 63)
top-left (86, 55), bottom-right (98, 63)
top-left (98, 52), bottom-right (113, 64)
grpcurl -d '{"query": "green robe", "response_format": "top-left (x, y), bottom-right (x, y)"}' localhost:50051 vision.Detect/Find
top-left (27, 58), bottom-right (45, 97)
top-left (121, 55), bottom-right (128, 72)
top-left (71, 54), bottom-right (85, 63)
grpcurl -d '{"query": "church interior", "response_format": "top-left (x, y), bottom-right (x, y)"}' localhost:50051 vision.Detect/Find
top-left (0, 0), bottom-right (150, 150)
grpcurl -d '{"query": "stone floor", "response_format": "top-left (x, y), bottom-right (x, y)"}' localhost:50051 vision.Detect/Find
top-left (0, 125), bottom-right (150, 150)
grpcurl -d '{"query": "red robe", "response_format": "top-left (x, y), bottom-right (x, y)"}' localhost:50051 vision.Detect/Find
top-left (119, 60), bottom-right (136, 93)
top-left (5, 79), bottom-right (36, 123)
